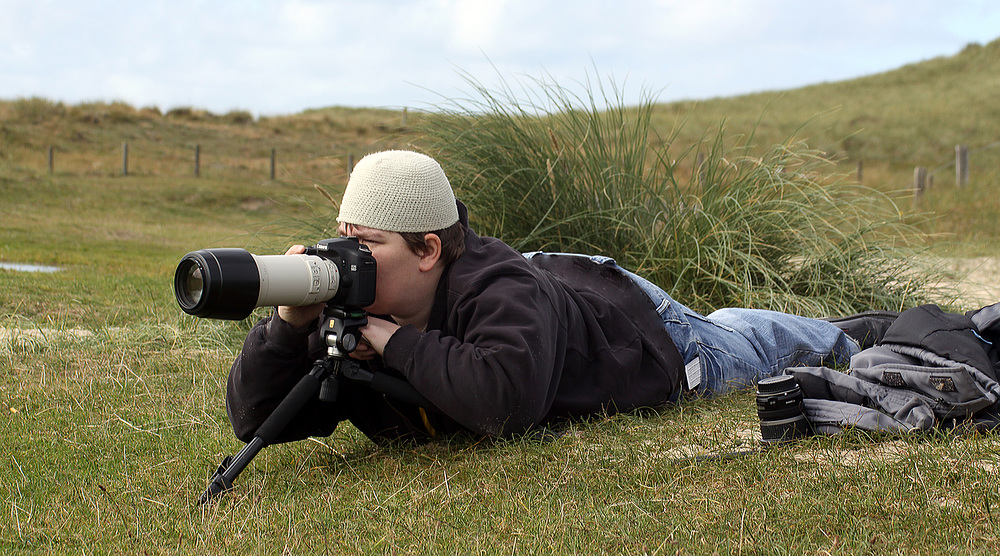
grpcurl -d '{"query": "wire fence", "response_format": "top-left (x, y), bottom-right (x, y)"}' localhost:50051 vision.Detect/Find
top-left (32, 138), bottom-right (1000, 193)
top-left (911, 141), bottom-right (1000, 196)
top-left (41, 143), bottom-right (361, 179)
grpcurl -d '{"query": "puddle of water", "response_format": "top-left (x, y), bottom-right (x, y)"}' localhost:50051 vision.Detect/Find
top-left (0, 262), bottom-right (62, 273)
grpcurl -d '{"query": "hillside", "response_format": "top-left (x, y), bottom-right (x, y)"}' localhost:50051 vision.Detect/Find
top-left (655, 38), bottom-right (1000, 169)
top-left (4, 38), bottom-right (998, 182)
top-left (2, 36), bottom-right (999, 250)
top-left (651, 37), bottom-right (1000, 251)
top-left (0, 102), bottom-right (417, 186)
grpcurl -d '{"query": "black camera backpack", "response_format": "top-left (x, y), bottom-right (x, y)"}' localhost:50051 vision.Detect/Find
top-left (783, 302), bottom-right (1000, 434)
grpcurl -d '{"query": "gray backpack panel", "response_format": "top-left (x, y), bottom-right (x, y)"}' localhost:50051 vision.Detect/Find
top-left (786, 366), bottom-right (937, 432)
top-left (850, 344), bottom-right (1000, 419)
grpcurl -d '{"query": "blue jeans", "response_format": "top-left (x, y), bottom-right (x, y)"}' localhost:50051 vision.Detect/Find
top-left (525, 252), bottom-right (860, 395)
top-left (618, 265), bottom-right (859, 394)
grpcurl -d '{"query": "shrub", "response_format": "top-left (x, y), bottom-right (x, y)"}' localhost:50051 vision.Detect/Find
top-left (165, 106), bottom-right (209, 121)
top-left (222, 109), bottom-right (255, 125)
top-left (106, 101), bottom-right (142, 123)
top-left (66, 101), bottom-right (142, 125)
top-left (8, 97), bottom-right (66, 123)
top-left (416, 72), bottom-right (943, 316)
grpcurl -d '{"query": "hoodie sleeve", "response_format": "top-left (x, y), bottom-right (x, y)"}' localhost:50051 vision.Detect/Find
top-left (227, 313), bottom-right (446, 444)
top-left (381, 272), bottom-right (565, 436)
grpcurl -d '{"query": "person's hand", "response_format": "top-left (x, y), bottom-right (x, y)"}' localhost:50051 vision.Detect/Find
top-left (275, 245), bottom-right (326, 329)
top-left (350, 317), bottom-right (401, 360)
top-left (347, 338), bottom-right (378, 360)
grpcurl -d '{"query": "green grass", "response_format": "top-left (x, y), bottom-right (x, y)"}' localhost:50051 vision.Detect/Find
top-left (0, 171), bottom-right (311, 328)
top-left (4, 328), bottom-right (999, 553)
top-left (3, 40), bottom-right (1000, 553)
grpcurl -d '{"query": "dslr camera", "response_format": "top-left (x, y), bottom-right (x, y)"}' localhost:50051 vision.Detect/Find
top-left (174, 237), bottom-right (377, 320)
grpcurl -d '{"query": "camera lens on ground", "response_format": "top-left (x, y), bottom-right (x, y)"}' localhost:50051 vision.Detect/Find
top-left (756, 374), bottom-right (811, 444)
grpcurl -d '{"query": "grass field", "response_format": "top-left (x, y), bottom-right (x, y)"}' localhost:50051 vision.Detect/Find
top-left (3, 39), bottom-right (1000, 554)
top-left (651, 39), bottom-right (1000, 257)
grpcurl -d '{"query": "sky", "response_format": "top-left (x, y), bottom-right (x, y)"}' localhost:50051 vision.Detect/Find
top-left (3, 0), bottom-right (999, 117)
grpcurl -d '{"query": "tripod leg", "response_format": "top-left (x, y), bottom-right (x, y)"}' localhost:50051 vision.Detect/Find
top-left (197, 358), bottom-right (335, 505)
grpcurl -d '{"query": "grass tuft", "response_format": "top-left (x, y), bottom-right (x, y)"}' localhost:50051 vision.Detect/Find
top-left (418, 72), bottom-right (949, 315)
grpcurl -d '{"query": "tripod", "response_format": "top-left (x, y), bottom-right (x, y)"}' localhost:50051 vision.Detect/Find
top-left (197, 307), bottom-right (432, 505)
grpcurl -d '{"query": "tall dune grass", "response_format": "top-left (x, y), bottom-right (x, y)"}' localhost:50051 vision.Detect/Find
top-left (417, 74), bottom-right (947, 316)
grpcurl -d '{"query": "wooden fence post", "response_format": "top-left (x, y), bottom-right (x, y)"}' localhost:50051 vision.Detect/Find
top-left (956, 145), bottom-right (969, 187)
top-left (122, 142), bottom-right (129, 176)
top-left (270, 148), bottom-right (276, 180)
top-left (913, 166), bottom-right (927, 207)
top-left (194, 144), bottom-right (201, 177)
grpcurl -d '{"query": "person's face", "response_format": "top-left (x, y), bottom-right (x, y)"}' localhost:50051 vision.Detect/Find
top-left (337, 222), bottom-right (435, 320)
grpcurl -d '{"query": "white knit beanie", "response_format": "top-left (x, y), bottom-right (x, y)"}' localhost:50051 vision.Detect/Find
top-left (337, 150), bottom-right (459, 233)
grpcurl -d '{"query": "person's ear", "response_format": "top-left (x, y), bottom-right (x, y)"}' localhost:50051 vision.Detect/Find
top-left (418, 233), bottom-right (442, 272)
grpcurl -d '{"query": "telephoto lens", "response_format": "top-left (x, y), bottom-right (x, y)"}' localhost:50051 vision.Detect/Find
top-left (173, 238), bottom-right (376, 321)
top-left (756, 374), bottom-right (812, 444)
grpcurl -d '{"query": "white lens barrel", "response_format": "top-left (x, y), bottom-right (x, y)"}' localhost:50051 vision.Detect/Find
top-left (253, 254), bottom-right (342, 308)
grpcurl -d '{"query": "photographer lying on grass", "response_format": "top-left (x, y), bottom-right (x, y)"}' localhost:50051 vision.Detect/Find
top-left (228, 150), bottom-right (880, 443)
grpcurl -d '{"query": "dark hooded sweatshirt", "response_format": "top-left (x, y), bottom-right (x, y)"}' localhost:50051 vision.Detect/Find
top-left (227, 204), bottom-right (684, 443)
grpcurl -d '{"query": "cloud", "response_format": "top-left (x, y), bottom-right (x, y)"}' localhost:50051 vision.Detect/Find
top-left (1, 0), bottom-right (998, 114)
top-left (446, 0), bottom-right (509, 52)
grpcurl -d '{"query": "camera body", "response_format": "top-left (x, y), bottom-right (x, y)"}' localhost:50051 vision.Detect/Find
top-left (174, 237), bottom-right (377, 320)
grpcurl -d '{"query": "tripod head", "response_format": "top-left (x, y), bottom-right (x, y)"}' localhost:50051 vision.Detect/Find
top-left (317, 307), bottom-right (369, 403)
